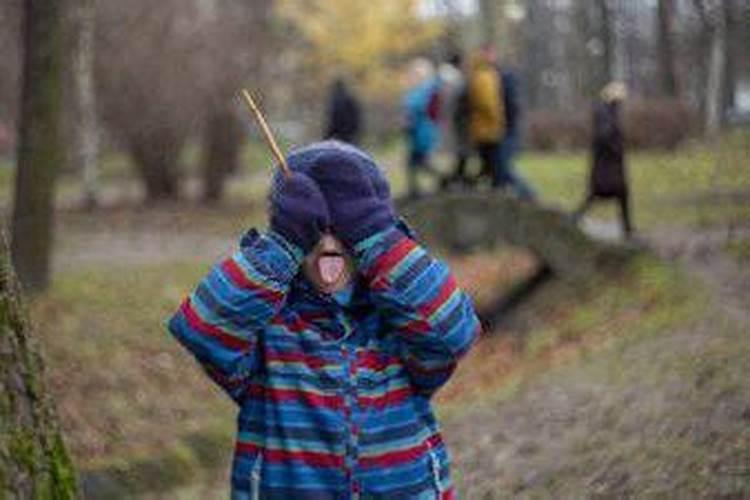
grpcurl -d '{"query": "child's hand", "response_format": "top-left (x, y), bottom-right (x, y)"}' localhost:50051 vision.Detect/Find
top-left (310, 160), bottom-right (396, 248)
top-left (269, 173), bottom-right (330, 254)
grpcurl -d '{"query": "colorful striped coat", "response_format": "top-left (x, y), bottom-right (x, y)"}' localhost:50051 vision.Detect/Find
top-left (168, 225), bottom-right (480, 499)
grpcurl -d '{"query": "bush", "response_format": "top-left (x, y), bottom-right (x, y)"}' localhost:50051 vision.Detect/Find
top-left (526, 109), bottom-right (590, 151)
top-left (624, 99), bottom-right (696, 150)
top-left (525, 99), bottom-right (697, 152)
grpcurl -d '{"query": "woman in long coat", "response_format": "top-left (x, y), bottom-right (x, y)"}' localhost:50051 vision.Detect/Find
top-left (573, 81), bottom-right (633, 238)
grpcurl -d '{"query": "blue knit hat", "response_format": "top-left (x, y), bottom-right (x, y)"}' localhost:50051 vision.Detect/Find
top-left (271, 140), bottom-right (392, 206)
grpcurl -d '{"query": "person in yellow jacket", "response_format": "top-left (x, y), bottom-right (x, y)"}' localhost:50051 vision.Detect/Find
top-left (468, 44), bottom-right (505, 183)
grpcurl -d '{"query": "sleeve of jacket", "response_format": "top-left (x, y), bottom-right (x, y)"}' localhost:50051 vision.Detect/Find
top-left (167, 229), bottom-right (302, 403)
top-left (354, 226), bottom-right (481, 396)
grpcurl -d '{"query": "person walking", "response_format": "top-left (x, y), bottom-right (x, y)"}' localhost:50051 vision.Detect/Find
top-left (324, 77), bottom-right (362, 145)
top-left (494, 63), bottom-right (536, 200)
top-left (402, 58), bottom-right (442, 198)
top-left (438, 53), bottom-right (472, 188)
top-left (573, 81), bottom-right (634, 238)
top-left (467, 44), bottom-right (503, 186)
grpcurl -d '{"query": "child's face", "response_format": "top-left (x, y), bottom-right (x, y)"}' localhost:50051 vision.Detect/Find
top-left (302, 233), bottom-right (355, 294)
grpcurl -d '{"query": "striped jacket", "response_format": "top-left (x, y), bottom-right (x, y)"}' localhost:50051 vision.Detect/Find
top-left (168, 226), bottom-right (480, 499)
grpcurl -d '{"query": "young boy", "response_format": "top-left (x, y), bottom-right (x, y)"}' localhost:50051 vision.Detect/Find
top-left (168, 141), bottom-right (480, 499)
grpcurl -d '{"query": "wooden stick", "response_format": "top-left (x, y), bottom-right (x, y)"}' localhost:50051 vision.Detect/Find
top-left (240, 89), bottom-right (291, 178)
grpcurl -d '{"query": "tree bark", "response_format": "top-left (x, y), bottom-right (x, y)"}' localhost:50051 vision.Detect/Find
top-left (657, 0), bottom-right (679, 98)
top-left (128, 130), bottom-right (183, 202)
top-left (71, 0), bottom-right (100, 209)
top-left (201, 106), bottom-right (242, 204)
top-left (478, 0), bottom-right (498, 47)
top-left (705, 2), bottom-right (726, 135)
top-left (11, 0), bottom-right (65, 292)
top-left (0, 229), bottom-right (77, 498)
top-left (594, 0), bottom-right (616, 84)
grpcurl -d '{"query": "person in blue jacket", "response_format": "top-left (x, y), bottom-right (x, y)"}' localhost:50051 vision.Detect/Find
top-left (168, 140), bottom-right (480, 499)
top-left (403, 58), bottom-right (442, 199)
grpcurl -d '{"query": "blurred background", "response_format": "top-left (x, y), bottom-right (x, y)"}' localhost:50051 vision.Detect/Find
top-left (1, 0), bottom-right (749, 498)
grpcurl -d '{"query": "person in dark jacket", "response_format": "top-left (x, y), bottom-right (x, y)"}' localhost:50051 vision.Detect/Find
top-left (325, 78), bottom-right (362, 145)
top-left (573, 81), bottom-right (634, 237)
top-left (168, 140), bottom-right (480, 498)
top-left (494, 66), bottom-right (536, 200)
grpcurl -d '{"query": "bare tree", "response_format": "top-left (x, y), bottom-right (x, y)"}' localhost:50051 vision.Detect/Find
top-left (1, 228), bottom-right (76, 494)
top-left (96, 0), bottom-right (203, 202)
top-left (478, 0), bottom-right (499, 47)
top-left (198, 0), bottom-right (273, 203)
top-left (657, 0), bottom-right (680, 98)
top-left (11, 0), bottom-right (65, 291)
top-left (71, 0), bottom-right (99, 208)
top-left (693, 0), bottom-right (727, 135)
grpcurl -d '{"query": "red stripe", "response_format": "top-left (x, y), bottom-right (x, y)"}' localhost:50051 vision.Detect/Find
top-left (399, 319), bottom-right (431, 335)
top-left (418, 275), bottom-right (457, 319)
top-left (366, 237), bottom-right (416, 281)
top-left (221, 258), bottom-right (282, 303)
top-left (271, 315), bottom-right (308, 333)
top-left (181, 299), bottom-right (250, 350)
top-left (359, 434), bottom-right (443, 468)
top-left (236, 442), bottom-right (344, 468)
top-left (244, 384), bottom-right (343, 409)
top-left (356, 351), bottom-right (401, 372)
top-left (357, 386), bottom-right (412, 409)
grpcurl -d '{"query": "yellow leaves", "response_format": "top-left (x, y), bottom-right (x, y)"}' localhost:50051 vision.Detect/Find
top-left (278, 0), bottom-right (443, 99)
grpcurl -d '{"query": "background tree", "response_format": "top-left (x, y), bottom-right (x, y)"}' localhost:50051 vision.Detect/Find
top-left (0, 229), bottom-right (77, 497)
top-left (692, 0), bottom-right (727, 135)
top-left (657, 0), bottom-right (680, 98)
top-left (11, 0), bottom-right (65, 292)
top-left (96, 0), bottom-right (204, 202)
top-left (279, 0), bottom-right (443, 140)
top-left (198, 0), bottom-right (273, 203)
top-left (70, 0), bottom-right (99, 208)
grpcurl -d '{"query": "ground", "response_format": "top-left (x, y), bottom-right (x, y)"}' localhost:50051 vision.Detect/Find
top-left (445, 229), bottom-right (750, 498)
top-left (1, 132), bottom-right (748, 497)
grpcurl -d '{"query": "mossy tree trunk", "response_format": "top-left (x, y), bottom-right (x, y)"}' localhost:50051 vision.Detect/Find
top-left (11, 0), bottom-right (65, 292)
top-left (0, 230), bottom-right (77, 499)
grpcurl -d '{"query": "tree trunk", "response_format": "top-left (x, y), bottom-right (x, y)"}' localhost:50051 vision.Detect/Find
top-left (657, 0), bottom-right (679, 98)
top-left (478, 0), bottom-right (498, 47)
top-left (11, 0), bottom-right (65, 292)
top-left (71, 0), bottom-right (99, 209)
top-left (594, 0), bottom-right (616, 85)
top-left (201, 106), bottom-right (242, 204)
top-left (705, 3), bottom-right (726, 136)
top-left (0, 230), bottom-right (77, 498)
top-left (128, 129), bottom-right (183, 202)
top-left (722, 0), bottom-right (737, 113)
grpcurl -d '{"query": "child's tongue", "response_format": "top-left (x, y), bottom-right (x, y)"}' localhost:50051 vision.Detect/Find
top-left (318, 255), bottom-right (345, 285)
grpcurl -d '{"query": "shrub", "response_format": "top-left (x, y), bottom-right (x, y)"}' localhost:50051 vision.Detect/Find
top-left (526, 109), bottom-right (590, 151)
top-left (525, 99), bottom-right (697, 152)
top-left (623, 99), bottom-right (696, 150)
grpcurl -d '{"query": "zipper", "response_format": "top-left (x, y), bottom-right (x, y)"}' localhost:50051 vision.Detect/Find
top-left (250, 452), bottom-right (263, 500)
top-left (426, 440), bottom-right (443, 495)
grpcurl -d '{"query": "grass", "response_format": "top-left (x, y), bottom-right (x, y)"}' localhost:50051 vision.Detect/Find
top-left (518, 132), bottom-right (750, 229)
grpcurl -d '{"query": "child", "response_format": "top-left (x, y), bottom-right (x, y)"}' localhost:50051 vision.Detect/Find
top-left (168, 141), bottom-right (480, 499)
